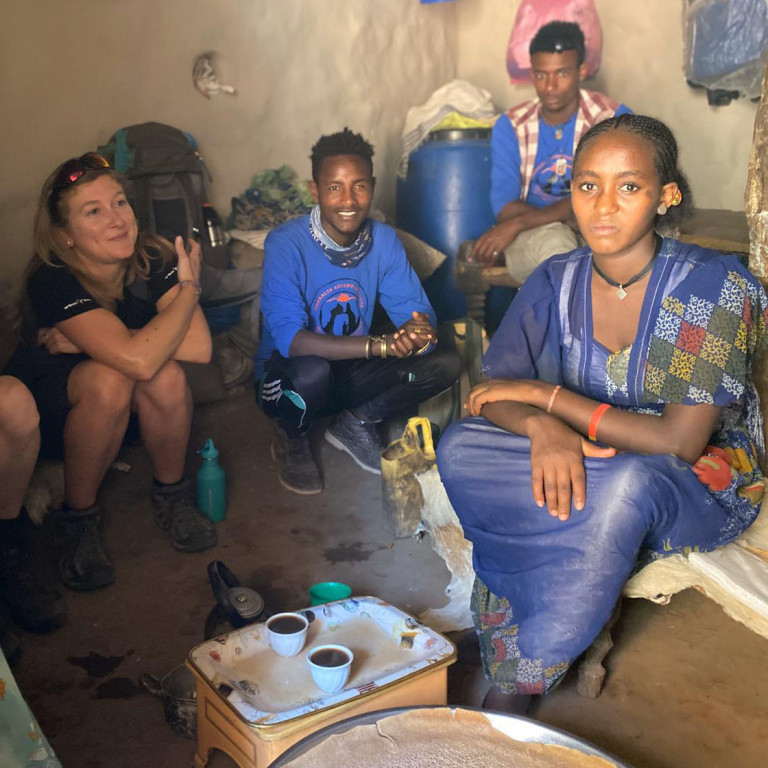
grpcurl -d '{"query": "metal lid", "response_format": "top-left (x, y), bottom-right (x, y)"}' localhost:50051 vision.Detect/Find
top-left (427, 128), bottom-right (492, 142)
top-left (228, 586), bottom-right (265, 620)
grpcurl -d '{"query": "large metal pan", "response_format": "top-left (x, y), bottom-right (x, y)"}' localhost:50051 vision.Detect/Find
top-left (267, 705), bottom-right (633, 767)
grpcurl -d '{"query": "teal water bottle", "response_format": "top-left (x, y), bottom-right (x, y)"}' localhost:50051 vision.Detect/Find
top-left (197, 439), bottom-right (226, 523)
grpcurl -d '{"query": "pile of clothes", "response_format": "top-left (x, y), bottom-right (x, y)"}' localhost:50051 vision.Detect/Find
top-left (227, 165), bottom-right (314, 231)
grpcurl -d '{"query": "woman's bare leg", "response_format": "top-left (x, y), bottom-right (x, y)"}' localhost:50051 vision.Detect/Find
top-left (64, 361), bottom-right (135, 508)
top-left (132, 360), bottom-right (192, 484)
top-left (133, 361), bottom-right (215, 553)
top-left (55, 361), bottom-right (134, 591)
top-left (0, 376), bottom-right (40, 520)
top-left (0, 377), bottom-right (66, 630)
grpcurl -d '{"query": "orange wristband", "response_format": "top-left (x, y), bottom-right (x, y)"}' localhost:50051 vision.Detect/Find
top-left (588, 403), bottom-right (612, 442)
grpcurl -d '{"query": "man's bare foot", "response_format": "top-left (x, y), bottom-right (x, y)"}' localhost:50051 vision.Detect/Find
top-left (481, 686), bottom-right (538, 716)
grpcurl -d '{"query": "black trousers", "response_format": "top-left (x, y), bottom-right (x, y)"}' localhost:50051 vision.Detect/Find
top-left (257, 341), bottom-right (461, 437)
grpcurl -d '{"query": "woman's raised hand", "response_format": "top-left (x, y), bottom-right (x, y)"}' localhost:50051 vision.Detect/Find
top-left (465, 378), bottom-right (538, 416)
top-left (528, 417), bottom-right (615, 521)
top-left (174, 235), bottom-right (202, 287)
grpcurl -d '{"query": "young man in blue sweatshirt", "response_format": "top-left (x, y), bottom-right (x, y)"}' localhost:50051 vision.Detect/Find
top-left (256, 129), bottom-right (460, 495)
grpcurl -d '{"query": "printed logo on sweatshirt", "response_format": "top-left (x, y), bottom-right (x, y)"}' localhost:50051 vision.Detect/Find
top-left (530, 153), bottom-right (572, 203)
top-left (312, 280), bottom-right (368, 337)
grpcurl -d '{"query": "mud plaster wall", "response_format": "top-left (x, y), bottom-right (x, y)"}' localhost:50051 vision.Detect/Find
top-left (0, 0), bottom-right (457, 283)
top-left (455, 0), bottom-right (758, 214)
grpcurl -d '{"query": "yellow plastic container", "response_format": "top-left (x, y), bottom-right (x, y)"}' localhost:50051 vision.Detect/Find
top-left (380, 417), bottom-right (436, 538)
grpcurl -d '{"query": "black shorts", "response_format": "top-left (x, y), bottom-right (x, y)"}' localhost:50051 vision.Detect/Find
top-left (4, 347), bottom-right (141, 459)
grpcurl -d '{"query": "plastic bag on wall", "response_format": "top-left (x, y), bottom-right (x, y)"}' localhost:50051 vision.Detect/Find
top-left (684, 0), bottom-right (768, 101)
top-left (506, 0), bottom-right (603, 84)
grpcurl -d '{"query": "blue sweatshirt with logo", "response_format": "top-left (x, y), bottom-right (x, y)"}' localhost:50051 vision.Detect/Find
top-left (256, 216), bottom-right (435, 373)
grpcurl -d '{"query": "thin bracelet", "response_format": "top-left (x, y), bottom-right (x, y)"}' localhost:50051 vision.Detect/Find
top-left (546, 384), bottom-right (561, 414)
top-left (379, 336), bottom-right (388, 359)
top-left (365, 336), bottom-right (372, 360)
top-left (414, 339), bottom-right (435, 357)
top-left (588, 403), bottom-right (612, 442)
top-left (179, 279), bottom-right (201, 296)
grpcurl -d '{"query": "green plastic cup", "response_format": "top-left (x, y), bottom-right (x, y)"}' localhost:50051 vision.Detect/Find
top-left (309, 582), bottom-right (352, 606)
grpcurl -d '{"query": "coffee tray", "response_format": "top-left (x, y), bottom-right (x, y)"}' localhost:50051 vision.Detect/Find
top-left (187, 596), bottom-right (456, 727)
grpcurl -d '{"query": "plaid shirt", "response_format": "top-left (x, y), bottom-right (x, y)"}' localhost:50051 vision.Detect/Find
top-left (506, 89), bottom-right (621, 202)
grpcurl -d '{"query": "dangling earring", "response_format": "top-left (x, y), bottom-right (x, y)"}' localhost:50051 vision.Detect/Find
top-left (657, 203), bottom-right (668, 216)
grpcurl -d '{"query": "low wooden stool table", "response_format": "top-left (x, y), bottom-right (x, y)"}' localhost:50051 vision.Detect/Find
top-left (186, 597), bottom-right (456, 768)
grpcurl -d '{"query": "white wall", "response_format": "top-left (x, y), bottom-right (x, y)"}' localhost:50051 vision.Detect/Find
top-left (455, 0), bottom-right (759, 213)
top-left (0, 0), bottom-right (457, 282)
top-left (1, 0), bottom-right (760, 285)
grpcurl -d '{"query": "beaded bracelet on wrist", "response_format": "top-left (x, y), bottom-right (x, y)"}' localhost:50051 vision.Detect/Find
top-left (179, 279), bottom-right (201, 296)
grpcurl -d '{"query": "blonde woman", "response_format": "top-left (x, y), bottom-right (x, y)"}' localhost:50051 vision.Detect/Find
top-left (6, 153), bottom-right (215, 592)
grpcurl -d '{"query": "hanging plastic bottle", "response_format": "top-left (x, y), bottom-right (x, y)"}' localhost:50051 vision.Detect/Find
top-left (197, 438), bottom-right (226, 522)
top-left (202, 203), bottom-right (225, 247)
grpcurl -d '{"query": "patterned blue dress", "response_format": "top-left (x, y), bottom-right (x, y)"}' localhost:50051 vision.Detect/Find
top-left (437, 239), bottom-right (768, 694)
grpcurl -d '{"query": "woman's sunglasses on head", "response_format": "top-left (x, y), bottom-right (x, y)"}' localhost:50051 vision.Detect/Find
top-left (47, 153), bottom-right (112, 219)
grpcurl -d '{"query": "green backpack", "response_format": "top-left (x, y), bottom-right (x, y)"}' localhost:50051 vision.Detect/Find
top-left (99, 122), bottom-right (210, 246)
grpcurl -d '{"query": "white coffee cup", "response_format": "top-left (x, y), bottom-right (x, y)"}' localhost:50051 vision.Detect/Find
top-left (306, 644), bottom-right (353, 693)
top-left (266, 612), bottom-right (309, 657)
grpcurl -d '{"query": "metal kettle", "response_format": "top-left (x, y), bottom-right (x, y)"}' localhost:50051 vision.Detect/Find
top-left (203, 560), bottom-right (270, 639)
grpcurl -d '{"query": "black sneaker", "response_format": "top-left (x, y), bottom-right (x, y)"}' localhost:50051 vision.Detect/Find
top-left (0, 513), bottom-right (67, 632)
top-left (55, 506), bottom-right (116, 592)
top-left (151, 480), bottom-right (217, 553)
top-left (325, 410), bottom-right (383, 475)
top-left (272, 424), bottom-right (322, 495)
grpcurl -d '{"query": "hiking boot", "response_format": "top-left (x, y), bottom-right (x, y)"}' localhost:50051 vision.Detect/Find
top-left (54, 506), bottom-right (116, 592)
top-left (325, 410), bottom-right (383, 474)
top-left (271, 425), bottom-right (322, 495)
top-left (151, 479), bottom-right (217, 553)
top-left (0, 512), bottom-right (67, 632)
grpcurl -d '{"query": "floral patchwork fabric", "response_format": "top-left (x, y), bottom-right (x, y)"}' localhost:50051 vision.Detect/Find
top-left (644, 261), bottom-right (768, 514)
top-left (470, 578), bottom-right (568, 695)
top-left (605, 345), bottom-right (631, 398)
top-left (645, 268), bottom-right (768, 406)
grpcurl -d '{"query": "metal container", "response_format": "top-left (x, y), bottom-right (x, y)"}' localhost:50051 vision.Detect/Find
top-left (140, 664), bottom-right (198, 739)
top-left (266, 705), bottom-right (634, 767)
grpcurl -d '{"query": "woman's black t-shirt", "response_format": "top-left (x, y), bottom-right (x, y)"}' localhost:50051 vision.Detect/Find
top-left (25, 256), bottom-right (179, 337)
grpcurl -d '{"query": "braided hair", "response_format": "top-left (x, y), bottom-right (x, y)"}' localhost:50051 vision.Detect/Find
top-left (530, 21), bottom-right (586, 66)
top-left (310, 128), bottom-right (374, 182)
top-left (573, 114), bottom-right (694, 231)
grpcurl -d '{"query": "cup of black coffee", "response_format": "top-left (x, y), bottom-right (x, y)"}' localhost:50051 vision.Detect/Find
top-left (306, 644), bottom-right (353, 693)
top-left (266, 612), bottom-right (309, 657)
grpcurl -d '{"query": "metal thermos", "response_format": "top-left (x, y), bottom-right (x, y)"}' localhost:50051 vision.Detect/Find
top-left (202, 203), bottom-right (225, 247)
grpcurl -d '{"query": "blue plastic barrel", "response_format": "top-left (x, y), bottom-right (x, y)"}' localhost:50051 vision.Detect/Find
top-left (397, 129), bottom-right (496, 321)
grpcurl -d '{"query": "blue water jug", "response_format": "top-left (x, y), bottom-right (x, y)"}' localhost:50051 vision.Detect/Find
top-left (397, 128), bottom-right (496, 321)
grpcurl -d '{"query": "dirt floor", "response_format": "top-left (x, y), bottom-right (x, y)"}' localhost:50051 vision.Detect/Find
top-left (11, 388), bottom-right (768, 768)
